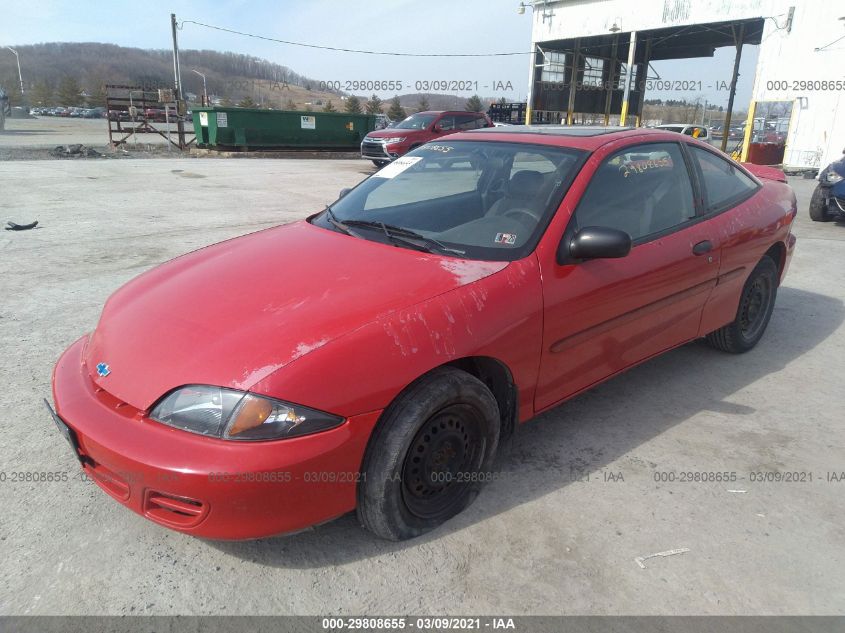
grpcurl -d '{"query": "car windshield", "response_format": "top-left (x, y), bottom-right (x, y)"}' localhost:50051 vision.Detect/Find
top-left (312, 141), bottom-right (586, 261)
top-left (393, 113), bottom-right (437, 130)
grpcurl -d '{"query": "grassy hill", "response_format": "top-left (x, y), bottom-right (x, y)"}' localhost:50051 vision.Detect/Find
top-left (0, 42), bottom-right (501, 114)
top-left (0, 42), bottom-right (343, 109)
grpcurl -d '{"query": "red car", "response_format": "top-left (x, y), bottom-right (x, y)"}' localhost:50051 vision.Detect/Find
top-left (49, 127), bottom-right (797, 541)
top-left (361, 110), bottom-right (493, 167)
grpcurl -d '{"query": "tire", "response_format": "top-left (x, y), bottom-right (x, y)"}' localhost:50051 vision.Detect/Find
top-left (357, 367), bottom-right (500, 541)
top-left (809, 185), bottom-right (831, 222)
top-left (371, 160), bottom-right (389, 168)
top-left (706, 256), bottom-right (778, 354)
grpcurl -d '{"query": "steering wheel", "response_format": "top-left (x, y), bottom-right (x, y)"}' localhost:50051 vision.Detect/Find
top-left (503, 208), bottom-right (539, 224)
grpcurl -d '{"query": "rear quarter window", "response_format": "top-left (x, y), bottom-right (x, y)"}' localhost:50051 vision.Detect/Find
top-left (689, 146), bottom-right (759, 213)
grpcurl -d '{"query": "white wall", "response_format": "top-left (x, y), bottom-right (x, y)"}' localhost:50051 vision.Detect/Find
top-left (751, 1), bottom-right (845, 169)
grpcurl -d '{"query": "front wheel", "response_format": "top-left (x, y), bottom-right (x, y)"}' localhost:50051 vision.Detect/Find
top-left (706, 256), bottom-right (778, 353)
top-left (809, 185), bottom-right (831, 222)
top-left (357, 367), bottom-right (500, 541)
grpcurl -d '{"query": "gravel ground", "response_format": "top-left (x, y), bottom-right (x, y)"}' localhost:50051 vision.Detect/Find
top-left (0, 158), bottom-right (843, 616)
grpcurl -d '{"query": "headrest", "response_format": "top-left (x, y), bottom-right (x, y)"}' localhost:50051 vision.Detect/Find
top-left (509, 170), bottom-right (543, 199)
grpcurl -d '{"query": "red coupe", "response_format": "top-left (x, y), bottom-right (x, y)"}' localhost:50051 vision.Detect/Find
top-left (49, 127), bottom-right (797, 541)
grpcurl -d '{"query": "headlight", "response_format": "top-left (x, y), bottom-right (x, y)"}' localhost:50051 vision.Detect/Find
top-left (150, 385), bottom-right (344, 441)
top-left (825, 171), bottom-right (843, 184)
top-left (376, 136), bottom-right (405, 144)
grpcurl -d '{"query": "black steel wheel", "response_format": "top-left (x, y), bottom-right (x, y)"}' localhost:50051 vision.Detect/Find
top-left (706, 256), bottom-right (778, 353)
top-left (357, 367), bottom-right (499, 541)
top-left (401, 404), bottom-right (485, 520)
top-left (809, 184), bottom-right (831, 222)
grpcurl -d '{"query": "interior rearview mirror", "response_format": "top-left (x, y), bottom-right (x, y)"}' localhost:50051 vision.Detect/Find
top-left (563, 226), bottom-right (632, 262)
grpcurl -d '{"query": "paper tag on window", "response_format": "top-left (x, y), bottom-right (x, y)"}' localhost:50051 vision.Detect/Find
top-left (373, 156), bottom-right (423, 179)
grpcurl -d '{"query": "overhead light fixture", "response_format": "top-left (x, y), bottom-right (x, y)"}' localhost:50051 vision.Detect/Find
top-left (609, 22), bottom-right (620, 33)
top-left (517, 1), bottom-right (554, 23)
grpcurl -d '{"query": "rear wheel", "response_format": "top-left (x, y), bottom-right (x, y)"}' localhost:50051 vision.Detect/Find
top-left (357, 367), bottom-right (500, 541)
top-left (371, 160), bottom-right (389, 168)
top-left (809, 185), bottom-right (831, 222)
top-left (706, 256), bottom-right (778, 353)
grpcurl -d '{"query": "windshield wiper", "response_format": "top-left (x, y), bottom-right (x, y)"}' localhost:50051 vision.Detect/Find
top-left (342, 220), bottom-right (464, 255)
top-left (323, 206), bottom-right (364, 238)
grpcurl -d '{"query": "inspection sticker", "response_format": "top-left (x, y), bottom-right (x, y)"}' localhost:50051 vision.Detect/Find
top-left (373, 156), bottom-right (423, 179)
top-left (494, 232), bottom-right (517, 245)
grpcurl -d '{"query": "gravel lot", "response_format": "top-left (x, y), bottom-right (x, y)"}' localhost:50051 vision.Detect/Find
top-left (0, 116), bottom-right (175, 151)
top-left (0, 155), bottom-right (843, 616)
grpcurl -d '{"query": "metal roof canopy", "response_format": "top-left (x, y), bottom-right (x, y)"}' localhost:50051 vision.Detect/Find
top-left (470, 125), bottom-right (634, 136)
top-left (538, 17), bottom-right (765, 61)
top-left (527, 16), bottom-right (765, 138)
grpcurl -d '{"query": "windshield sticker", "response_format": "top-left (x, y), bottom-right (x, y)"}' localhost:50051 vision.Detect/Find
top-left (422, 145), bottom-right (453, 153)
top-left (619, 156), bottom-right (672, 178)
top-left (494, 232), bottom-right (517, 245)
top-left (373, 156), bottom-right (423, 179)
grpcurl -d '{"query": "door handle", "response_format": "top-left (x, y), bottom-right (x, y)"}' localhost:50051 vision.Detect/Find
top-left (692, 240), bottom-right (712, 256)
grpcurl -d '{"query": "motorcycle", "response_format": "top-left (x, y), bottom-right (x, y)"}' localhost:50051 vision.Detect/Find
top-left (810, 151), bottom-right (845, 222)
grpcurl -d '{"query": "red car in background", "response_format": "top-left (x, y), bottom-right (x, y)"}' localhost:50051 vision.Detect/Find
top-left (361, 110), bottom-right (493, 166)
top-left (49, 127), bottom-right (796, 541)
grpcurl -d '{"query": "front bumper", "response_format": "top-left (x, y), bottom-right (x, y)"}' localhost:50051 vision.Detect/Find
top-left (360, 139), bottom-right (404, 161)
top-left (51, 336), bottom-right (382, 539)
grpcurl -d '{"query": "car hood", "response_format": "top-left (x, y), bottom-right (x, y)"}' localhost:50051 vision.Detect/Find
top-left (85, 221), bottom-right (507, 411)
top-left (366, 129), bottom-right (425, 139)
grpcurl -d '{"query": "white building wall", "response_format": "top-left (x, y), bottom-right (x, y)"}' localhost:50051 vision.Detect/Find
top-left (530, 0), bottom-right (844, 170)
top-left (751, 1), bottom-right (845, 170)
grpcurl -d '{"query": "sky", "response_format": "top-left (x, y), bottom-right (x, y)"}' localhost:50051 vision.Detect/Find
top-left (0, 0), bottom-right (758, 107)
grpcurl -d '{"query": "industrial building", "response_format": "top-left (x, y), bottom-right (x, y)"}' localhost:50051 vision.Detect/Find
top-left (523, 0), bottom-right (845, 171)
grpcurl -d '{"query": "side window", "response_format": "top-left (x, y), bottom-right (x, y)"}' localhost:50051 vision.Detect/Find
top-left (437, 115), bottom-right (456, 131)
top-left (689, 146), bottom-right (758, 212)
top-left (574, 143), bottom-right (695, 241)
top-left (455, 114), bottom-right (479, 130)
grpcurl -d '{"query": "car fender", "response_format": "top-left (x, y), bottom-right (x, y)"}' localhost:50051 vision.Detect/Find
top-left (248, 256), bottom-right (545, 424)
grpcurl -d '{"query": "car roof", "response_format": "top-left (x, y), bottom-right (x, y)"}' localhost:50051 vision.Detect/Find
top-left (449, 126), bottom-right (686, 150)
top-left (413, 110), bottom-right (487, 116)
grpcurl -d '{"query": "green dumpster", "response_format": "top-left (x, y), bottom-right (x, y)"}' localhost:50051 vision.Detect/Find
top-left (192, 108), bottom-right (377, 150)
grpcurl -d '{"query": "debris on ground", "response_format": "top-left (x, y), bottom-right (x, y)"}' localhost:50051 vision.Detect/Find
top-left (727, 489), bottom-right (747, 493)
top-left (49, 144), bottom-right (102, 158)
top-left (5, 221), bottom-right (39, 231)
top-left (635, 547), bottom-right (690, 569)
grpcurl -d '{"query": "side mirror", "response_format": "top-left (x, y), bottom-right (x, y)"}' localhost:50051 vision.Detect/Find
top-left (338, 188), bottom-right (352, 198)
top-left (564, 226), bottom-right (632, 262)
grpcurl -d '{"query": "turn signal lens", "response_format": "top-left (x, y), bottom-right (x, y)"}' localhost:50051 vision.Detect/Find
top-left (227, 396), bottom-right (274, 435)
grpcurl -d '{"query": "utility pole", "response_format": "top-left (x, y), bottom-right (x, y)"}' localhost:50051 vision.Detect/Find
top-left (191, 69), bottom-right (208, 106)
top-left (4, 47), bottom-right (24, 104)
top-left (619, 31), bottom-right (637, 126)
top-left (721, 22), bottom-right (745, 153)
top-left (171, 13), bottom-right (185, 148)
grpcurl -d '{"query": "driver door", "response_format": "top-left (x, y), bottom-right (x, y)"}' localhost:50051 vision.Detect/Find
top-left (535, 142), bottom-right (720, 411)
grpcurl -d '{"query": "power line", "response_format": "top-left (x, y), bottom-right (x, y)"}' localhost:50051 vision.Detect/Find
top-left (180, 19), bottom-right (533, 57)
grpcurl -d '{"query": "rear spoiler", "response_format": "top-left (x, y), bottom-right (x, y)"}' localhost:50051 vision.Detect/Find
top-left (741, 163), bottom-right (787, 183)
